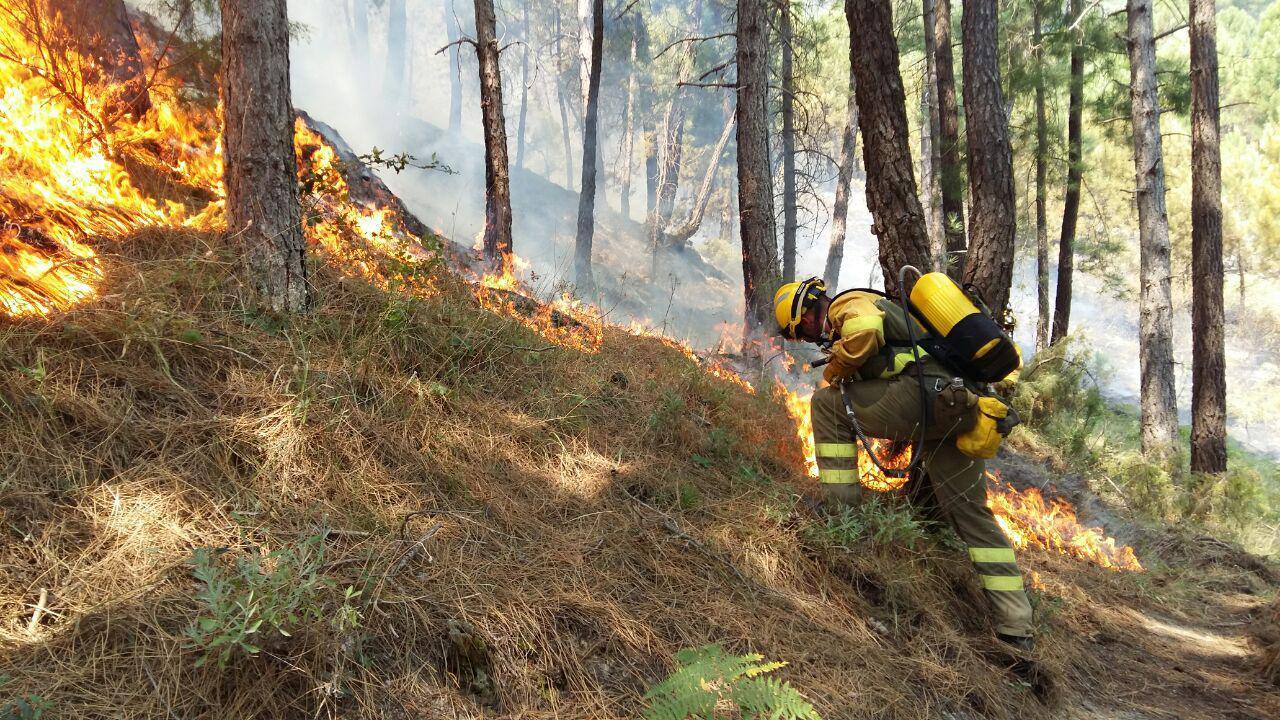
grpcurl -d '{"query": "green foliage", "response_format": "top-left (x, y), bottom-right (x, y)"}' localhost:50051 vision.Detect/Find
top-left (184, 533), bottom-right (361, 668)
top-left (0, 679), bottom-right (50, 720)
top-left (644, 645), bottom-right (821, 720)
top-left (805, 495), bottom-right (930, 549)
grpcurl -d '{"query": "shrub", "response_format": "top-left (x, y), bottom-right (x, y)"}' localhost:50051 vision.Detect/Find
top-left (805, 495), bottom-right (931, 549)
top-left (644, 645), bottom-right (820, 720)
top-left (184, 533), bottom-right (361, 668)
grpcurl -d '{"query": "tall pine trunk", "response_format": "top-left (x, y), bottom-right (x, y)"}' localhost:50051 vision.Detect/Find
top-left (1127, 0), bottom-right (1178, 455)
top-left (961, 0), bottom-right (1016, 317)
top-left (637, 16), bottom-right (658, 219)
top-left (219, 0), bottom-right (308, 312)
top-left (846, 0), bottom-right (931, 298)
top-left (515, 0), bottom-right (530, 169)
top-left (737, 0), bottom-right (783, 341)
top-left (1190, 0), bottom-right (1227, 473)
top-left (932, 0), bottom-right (965, 276)
top-left (575, 0), bottom-right (603, 295)
top-left (1034, 0), bottom-right (1050, 351)
top-left (650, 0), bottom-right (702, 272)
top-left (1053, 0), bottom-right (1085, 344)
top-left (383, 0), bottom-right (407, 99)
top-left (780, 0), bottom-right (798, 283)
top-left (446, 0), bottom-right (463, 133)
top-left (921, 0), bottom-right (945, 268)
top-left (823, 60), bottom-right (859, 289)
top-left (619, 13), bottom-right (640, 220)
top-left (474, 0), bottom-right (514, 265)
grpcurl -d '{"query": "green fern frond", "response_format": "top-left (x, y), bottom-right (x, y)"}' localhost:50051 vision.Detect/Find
top-left (644, 645), bottom-right (822, 720)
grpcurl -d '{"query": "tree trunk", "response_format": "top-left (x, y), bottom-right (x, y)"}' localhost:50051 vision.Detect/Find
top-left (554, 5), bottom-right (574, 189)
top-left (780, 0), bottom-right (798, 283)
top-left (846, 0), bottom-right (931, 298)
top-left (960, 0), bottom-right (1016, 317)
top-left (54, 0), bottom-right (151, 119)
top-left (664, 102), bottom-right (736, 246)
top-left (619, 12), bottom-right (640, 220)
top-left (1190, 0), bottom-right (1227, 473)
top-left (1052, 0), bottom-right (1084, 345)
top-left (575, 0), bottom-right (603, 295)
top-left (650, 0), bottom-right (702, 272)
top-left (516, 0), bottom-right (530, 169)
top-left (578, 0), bottom-right (605, 193)
top-left (737, 0), bottom-right (783, 340)
top-left (1034, 0), bottom-right (1050, 351)
top-left (932, 0), bottom-right (965, 277)
top-left (383, 0), bottom-right (407, 99)
top-left (921, 0), bottom-right (945, 270)
top-left (219, 0), bottom-right (308, 312)
top-left (823, 60), bottom-right (859, 289)
top-left (1127, 0), bottom-right (1178, 455)
top-left (447, 0), bottom-right (463, 133)
top-left (637, 15), bottom-right (658, 219)
top-left (474, 0), bottom-right (514, 265)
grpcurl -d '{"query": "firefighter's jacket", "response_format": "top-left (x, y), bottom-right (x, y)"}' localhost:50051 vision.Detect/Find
top-left (822, 290), bottom-right (928, 385)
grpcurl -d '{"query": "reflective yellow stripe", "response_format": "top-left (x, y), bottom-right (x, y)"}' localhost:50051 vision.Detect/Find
top-left (979, 574), bottom-right (1025, 592)
top-left (819, 468), bottom-right (857, 484)
top-left (816, 443), bottom-right (856, 458)
top-left (879, 350), bottom-right (927, 378)
top-left (969, 547), bottom-right (1017, 564)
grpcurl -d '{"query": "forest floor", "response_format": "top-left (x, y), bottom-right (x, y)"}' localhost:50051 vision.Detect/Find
top-left (0, 228), bottom-right (1275, 719)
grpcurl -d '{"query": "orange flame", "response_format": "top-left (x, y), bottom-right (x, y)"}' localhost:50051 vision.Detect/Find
top-left (987, 473), bottom-right (1143, 572)
top-left (469, 254), bottom-right (604, 353)
top-left (777, 385), bottom-right (911, 491)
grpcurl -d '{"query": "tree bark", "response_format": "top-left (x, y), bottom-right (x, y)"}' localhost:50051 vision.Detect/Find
top-left (446, 0), bottom-right (463, 133)
top-left (1034, 0), bottom-right (1050, 351)
top-left (932, 0), bottom-right (965, 277)
top-left (846, 0), bottom-right (931, 298)
top-left (619, 12), bottom-right (640, 220)
top-left (575, 0), bottom-right (603, 295)
top-left (823, 60), bottom-right (859, 290)
top-left (516, 0), bottom-right (530, 169)
top-left (961, 0), bottom-right (1016, 317)
top-left (637, 15), bottom-right (658, 218)
top-left (474, 0), bottom-right (514, 265)
top-left (921, 0), bottom-right (945, 270)
top-left (1190, 0), bottom-right (1227, 473)
top-left (54, 0), bottom-right (151, 119)
top-left (1052, 0), bottom-right (1085, 345)
top-left (780, 0), bottom-right (798, 283)
top-left (737, 0), bottom-right (783, 340)
top-left (1127, 0), bottom-right (1178, 455)
top-left (219, 0), bottom-right (308, 312)
top-left (383, 0), bottom-right (407, 100)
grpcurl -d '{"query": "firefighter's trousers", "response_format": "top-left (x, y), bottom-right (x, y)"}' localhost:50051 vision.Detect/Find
top-left (809, 373), bottom-right (1035, 638)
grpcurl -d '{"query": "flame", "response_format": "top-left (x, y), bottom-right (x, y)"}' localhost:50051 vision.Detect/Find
top-left (0, 7), bottom-right (443, 317)
top-left (470, 254), bottom-right (604, 353)
top-left (0, 9), bottom-right (223, 316)
top-left (987, 473), bottom-right (1143, 572)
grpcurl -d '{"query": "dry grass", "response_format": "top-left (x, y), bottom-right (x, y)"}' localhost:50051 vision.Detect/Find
top-left (0, 230), bottom-right (1276, 720)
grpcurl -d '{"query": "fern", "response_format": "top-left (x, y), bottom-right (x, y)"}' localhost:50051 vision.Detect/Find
top-left (644, 645), bottom-right (821, 720)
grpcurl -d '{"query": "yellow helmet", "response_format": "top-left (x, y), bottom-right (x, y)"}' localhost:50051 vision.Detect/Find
top-left (773, 277), bottom-right (826, 339)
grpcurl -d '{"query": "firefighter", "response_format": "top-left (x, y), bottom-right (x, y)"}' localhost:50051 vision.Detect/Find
top-left (774, 277), bottom-right (1035, 649)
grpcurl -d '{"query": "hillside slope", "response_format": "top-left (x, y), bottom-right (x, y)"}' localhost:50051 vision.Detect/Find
top-left (1, 232), bottom-right (1276, 720)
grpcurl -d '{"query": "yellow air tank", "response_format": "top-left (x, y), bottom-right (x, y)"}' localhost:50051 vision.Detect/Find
top-left (908, 273), bottom-right (1020, 383)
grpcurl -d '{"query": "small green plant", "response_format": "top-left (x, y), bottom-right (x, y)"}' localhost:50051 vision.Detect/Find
top-left (0, 686), bottom-right (51, 720)
top-left (644, 644), bottom-right (821, 720)
top-left (184, 533), bottom-right (360, 668)
top-left (806, 495), bottom-right (930, 549)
